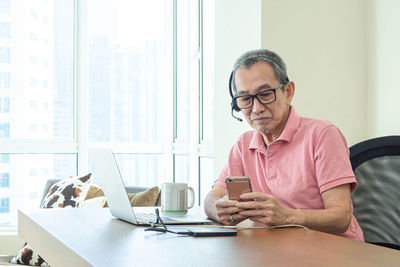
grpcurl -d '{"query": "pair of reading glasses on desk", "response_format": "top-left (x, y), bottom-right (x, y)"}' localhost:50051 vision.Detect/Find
top-left (144, 208), bottom-right (237, 237)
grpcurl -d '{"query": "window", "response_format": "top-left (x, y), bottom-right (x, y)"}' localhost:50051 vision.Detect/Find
top-left (200, 157), bottom-right (214, 204)
top-left (29, 9), bottom-right (38, 20)
top-left (87, 0), bottom-right (170, 144)
top-left (29, 101), bottom-right (37, 109)
top-left (29, 55), bottom-right (38, 64)
top-left (29, 78), bottom-right (38, 87)
top-left (0, 0), bottom-right (10, 13)
top-left (0, 97), bottom-right (10, 112)
top-left (0, 0), bottom-right (214, 228)
top-left (0, 154), bottom-right (10, 163)
top-left (29, 124), bottom-right (38, 132)
top-left (0, 173), bottom-right (9, 188)
top-left (29, 169), bottom-right (38, 176)
top-left (0, 72), bottom-right (10, 88)
top-left (4, 97), bottom-right (9, 112)
top-left (0, 47), bottom-right (10, 63)
top-left (29, 32), bottom-right (38, 41)
top-left (0, 198), bottom-right (9, 213)
top-left (0, 22), bottom-right (10, 38)
top-left (174, 155), bottom-right (189, 183)
top-left (0, 123), bottom-right (9, 137)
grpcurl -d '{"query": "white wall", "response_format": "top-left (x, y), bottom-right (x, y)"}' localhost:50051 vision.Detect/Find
top-left (214, 0), bottom-right (262, 177)
top-left (213, 0), bottom-right (400, 179)
top-left (366, 0), bottom-right (400, 138)
top-left (261, 0), bottom-right (367, 146)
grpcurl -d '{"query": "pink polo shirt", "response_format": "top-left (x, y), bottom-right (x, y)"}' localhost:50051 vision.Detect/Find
top-left (214, 107), bottom-right (364, 241)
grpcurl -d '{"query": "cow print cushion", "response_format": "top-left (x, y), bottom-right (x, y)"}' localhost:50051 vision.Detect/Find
top-left (40, 173), bottom-right (92, 208)
top-left (10, 174), bottom-right (92, 266)
top-left (10, 243), bottom-right (49, 267)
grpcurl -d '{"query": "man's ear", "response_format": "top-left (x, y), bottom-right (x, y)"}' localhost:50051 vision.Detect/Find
top-left (285, 81), bottom-right (295, 104)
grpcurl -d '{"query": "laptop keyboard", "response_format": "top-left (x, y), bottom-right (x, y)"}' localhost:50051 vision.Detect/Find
top-left (135, 212), bottom-right (176, 223)
top-left (136, 213), bottom-right (157, 223)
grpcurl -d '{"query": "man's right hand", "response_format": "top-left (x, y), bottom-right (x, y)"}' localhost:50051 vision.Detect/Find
top-left (215, 195), bottom-right (247, 225)
top-left (204, 185), bottom-right (248, 225)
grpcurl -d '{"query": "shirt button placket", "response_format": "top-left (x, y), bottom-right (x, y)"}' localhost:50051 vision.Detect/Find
top-left (267, 144), bottom-right (278, 179)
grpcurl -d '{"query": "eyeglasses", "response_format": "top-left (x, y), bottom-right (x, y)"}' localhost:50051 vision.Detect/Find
top-left (144, 208), bottom-right (193, 235)
top-left (234, 84), bottom-right (283, 109)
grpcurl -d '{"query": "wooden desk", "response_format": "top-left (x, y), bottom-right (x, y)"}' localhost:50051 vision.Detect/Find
top-left (19, 208), bottom-right (400, 267)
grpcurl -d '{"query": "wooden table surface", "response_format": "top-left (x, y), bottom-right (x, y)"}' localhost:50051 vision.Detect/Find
top-left (18, 207), bottom-right (400, 267)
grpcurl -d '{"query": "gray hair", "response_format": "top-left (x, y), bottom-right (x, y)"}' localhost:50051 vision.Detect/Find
top-left (231, 49), bottom-right (289, 93)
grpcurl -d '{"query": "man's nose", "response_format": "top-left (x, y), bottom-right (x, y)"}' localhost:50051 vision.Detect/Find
top-left (252, 97), bottom-right (265, 113)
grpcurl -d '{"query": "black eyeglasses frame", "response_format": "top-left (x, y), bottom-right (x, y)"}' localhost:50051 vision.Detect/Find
top-left (233, 84), bottom-right (284, 110)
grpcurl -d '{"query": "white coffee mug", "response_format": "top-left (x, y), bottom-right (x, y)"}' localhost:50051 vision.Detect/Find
top-left (161, 183), bottom-right (195, 213)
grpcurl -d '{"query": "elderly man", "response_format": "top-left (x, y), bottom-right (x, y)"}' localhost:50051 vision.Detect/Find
top-left (204, 49), bottom-right (363, 241)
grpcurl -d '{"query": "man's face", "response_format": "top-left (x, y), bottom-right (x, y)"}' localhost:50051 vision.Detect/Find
top-left (234, 62), bottom-right (294, 137)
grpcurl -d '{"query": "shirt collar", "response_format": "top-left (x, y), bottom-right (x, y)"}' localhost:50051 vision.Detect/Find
top-left (249, 131), bottom-right (266, 152)
top-left (276, 106), bottom-right (300, 143)
top-left (248, 106), bottom-right (301, 151)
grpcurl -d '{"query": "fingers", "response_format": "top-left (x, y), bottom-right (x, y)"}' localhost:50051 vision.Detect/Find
top-left (215, 197), bottom-right (243, 215)
top-left (215, 197), bottom-right (247, 225)
top-left (236, 201), bottom-right (275, 210)
top-left (240, 192), bottom-right (274, 201)
top-left (216, 195), bottom-right (240, 207)
top-left (238, 208), bottom-right (273, 217)
top-left (216, 206), bottom-right (237, 217)
top-left (216, 199), bottom-right (238, 208)
top-left (236, 192), bottom-right (276, 210)
top-left (237, 208), bottom-right (274, 226)
top-left (233, 193), bottom-right (277, 225)
top-left (219, 213), bottom-right (247, 225)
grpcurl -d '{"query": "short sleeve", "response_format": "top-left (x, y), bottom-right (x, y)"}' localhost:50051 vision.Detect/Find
top-left (314, 125), bottom-right (357, 193)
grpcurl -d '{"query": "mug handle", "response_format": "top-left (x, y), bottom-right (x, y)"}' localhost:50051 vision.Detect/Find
top-left (187, 187), bottom-right (195, 209)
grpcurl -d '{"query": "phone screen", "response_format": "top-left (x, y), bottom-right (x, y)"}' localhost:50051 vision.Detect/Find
top-left (225, 176), bottom-right (252, 201)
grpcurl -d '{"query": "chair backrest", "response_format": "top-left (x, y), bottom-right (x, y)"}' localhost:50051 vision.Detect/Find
top-left (349, 135), bottom-right (400, 249)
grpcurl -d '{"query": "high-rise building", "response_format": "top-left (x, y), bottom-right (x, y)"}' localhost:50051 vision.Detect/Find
top-left (0, 0), bottom-right (55, 226)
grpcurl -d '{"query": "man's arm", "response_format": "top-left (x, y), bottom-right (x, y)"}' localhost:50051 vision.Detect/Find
top-left (237, 184), bottom-right (352, 233)
top-left (296, 184), bottom-right (352, 233)
top-left (204, 185), bottom-right (227, 221)
top-left (204, 185), bottom-right (247, 225)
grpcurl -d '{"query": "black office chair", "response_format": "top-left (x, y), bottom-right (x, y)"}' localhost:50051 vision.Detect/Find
top-left (349, 135), bottom-right (400, 250)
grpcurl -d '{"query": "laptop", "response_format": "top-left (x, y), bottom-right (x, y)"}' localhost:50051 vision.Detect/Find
top-left (90, 148), bottom-right (212, 226)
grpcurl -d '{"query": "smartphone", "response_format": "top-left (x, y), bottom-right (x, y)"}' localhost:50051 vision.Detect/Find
top-left (225, 176), bottom-right (253, 201)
